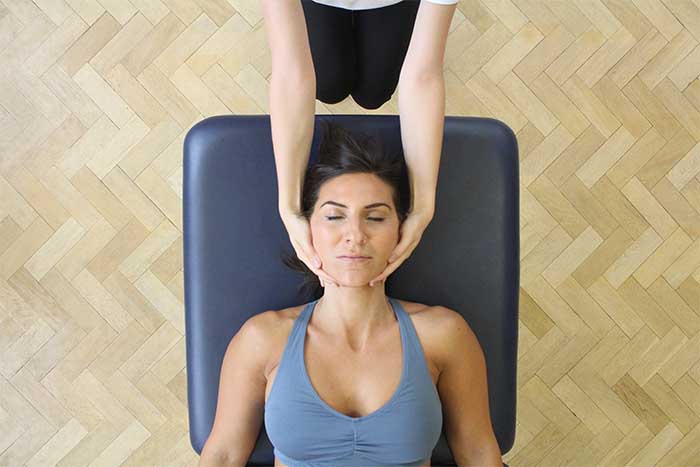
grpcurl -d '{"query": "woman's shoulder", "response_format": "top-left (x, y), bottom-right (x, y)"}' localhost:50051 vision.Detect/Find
top-left (401, 304), bottom-right (477, 377)
top-left (391, 301), bottom-right (471, 377)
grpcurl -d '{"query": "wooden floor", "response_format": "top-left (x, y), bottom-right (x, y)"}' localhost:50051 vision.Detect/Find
top-left (0, 0), bottom-right (699, 466)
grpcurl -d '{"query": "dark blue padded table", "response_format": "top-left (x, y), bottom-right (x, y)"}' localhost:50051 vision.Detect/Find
top-left (183, 114), bottom-right (519, 466)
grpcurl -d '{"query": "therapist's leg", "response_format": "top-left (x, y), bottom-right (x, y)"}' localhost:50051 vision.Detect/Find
top-left (351, 0), bottom-right (420, 110)
top-left (300, 0), bottom-right (355, 105)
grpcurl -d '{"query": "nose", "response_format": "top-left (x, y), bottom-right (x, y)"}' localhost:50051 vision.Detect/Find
top-left (343, 219), bottom-right (368, 243)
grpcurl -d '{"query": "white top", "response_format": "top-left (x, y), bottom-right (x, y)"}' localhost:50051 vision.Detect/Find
top-left (310, 0), bottom-right (458, 10)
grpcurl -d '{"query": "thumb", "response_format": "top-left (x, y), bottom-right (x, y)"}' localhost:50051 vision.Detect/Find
top-left (302, 242), bottom-right (320, 269)
top-left (310, 250), bottom-right (321, 269)
top-left (389, 236), bottom-right (407, 263)
top-left (303, 228), bottom-right (321, 269)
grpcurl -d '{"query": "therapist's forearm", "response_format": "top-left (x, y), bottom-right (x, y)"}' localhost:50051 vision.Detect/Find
top-left (397, 71), bottom-right (446, 216)
top-left (270, 69), bottom-right (316, 215)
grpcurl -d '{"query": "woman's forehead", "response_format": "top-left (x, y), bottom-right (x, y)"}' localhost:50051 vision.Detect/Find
top-left (320, 174), bottom-right (391, 197)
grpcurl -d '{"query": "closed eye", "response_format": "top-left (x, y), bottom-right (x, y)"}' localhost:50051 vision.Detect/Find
top-left (326, 216), bottom-right (385, 222)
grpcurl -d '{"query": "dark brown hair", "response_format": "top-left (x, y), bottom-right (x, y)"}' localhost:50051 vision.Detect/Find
top-left (281, 120), bottom-right (411, 300)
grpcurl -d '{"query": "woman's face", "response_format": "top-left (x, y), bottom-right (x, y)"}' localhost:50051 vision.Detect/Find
top-left (310, 173), bottom-right (400, 286)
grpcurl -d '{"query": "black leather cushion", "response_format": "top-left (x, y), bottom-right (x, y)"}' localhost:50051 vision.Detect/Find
top-left (183, 115), bottom-right (518, 466)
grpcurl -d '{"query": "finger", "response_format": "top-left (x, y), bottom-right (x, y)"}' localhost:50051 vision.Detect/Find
top-left (306, 248), bottom-right (322, 270)
top-left (289, 235), bottom-right (318, 271)
top-left (316, 269), bottom-right (338, 288)
top-left (387, 247), bottom-right (401, 263)
top-left (369, 272), bottom-right (386, 287)
top-left (370, 236), bottom-right (421, 285)
top-left (323, 274), bottom-right (338, 287)
top-left (307, 248), bottom-right (321, 269)
top-left (293, 246), bottom-right (327, 285)
top-left (388, 237), bottom-right (410, 263)
top-left (370, 277), bottom-right (386, 287)
top-left (302, 248), bottom-right (319, 270)
top-left (390, 239), bottom-right (418, 266)
top-left (370, 255), bottom-right (404, 285)
top-left (290, 242), bottom-right (313, 271)
top-left (302, 229), bottom-right (321, 268)
top-left (302, 252), bottom-right (321, 273)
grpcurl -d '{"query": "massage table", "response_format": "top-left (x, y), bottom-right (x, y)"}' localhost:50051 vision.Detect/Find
top-left (183, 114), bottom-right (519, 466)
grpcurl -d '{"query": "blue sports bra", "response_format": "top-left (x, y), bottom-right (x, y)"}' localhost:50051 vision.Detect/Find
top-left (264, 297), bottom-right (443, 466)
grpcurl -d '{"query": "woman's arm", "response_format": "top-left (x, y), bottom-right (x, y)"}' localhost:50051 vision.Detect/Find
top-left (198, 314), bottom-right (271, 467)
top-left (435, 307), bottom-right (503, 467)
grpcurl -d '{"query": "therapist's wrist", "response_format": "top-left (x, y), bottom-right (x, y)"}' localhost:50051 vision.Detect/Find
top-left (279, 203), bottom-right (302, 217)
top-left (410, 201), bottom-right (435, 219)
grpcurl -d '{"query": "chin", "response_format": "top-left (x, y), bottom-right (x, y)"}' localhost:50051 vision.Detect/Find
top-left (340, 282), bottom-right (374, 288)
top-left (331, 274), bottom-right (370, 284)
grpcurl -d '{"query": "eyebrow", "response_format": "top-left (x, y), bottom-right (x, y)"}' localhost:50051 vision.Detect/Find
top-left (321, 201), bottom-right (392, 210)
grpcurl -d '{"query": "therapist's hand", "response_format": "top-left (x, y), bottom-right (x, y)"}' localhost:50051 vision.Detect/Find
top-left (368, 209), bottom-right (434, 287)
top-left (280, 209), bottom-right (339, 288)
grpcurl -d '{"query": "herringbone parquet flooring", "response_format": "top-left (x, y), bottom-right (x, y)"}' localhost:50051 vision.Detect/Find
top-left (0, 0), bottom-right (699, 466)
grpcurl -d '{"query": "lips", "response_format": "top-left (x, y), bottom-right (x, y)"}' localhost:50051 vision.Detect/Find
top-left (338, 256), bottom-right (371, 262)
top-left (337, 255), bottom-right (371, 259)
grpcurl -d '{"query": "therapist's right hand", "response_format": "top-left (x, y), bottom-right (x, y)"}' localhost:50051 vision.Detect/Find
top-left (280, 209), bottom-right (339, 288)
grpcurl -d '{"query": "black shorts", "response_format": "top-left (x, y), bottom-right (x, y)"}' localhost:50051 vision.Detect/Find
top-left (300, 0), bottom-right (420, 110)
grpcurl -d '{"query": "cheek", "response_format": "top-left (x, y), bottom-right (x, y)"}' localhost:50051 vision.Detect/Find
top-left (374, 229), bottom-right (399, 255)
top-left (380, 238), bottom-right (398, 256)
top-left (311, 222), bottom-right (398, 247)
top-left (310, 225), bottom-right (334, 249)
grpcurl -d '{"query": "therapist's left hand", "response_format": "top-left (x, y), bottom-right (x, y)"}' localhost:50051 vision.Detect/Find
top-left (368, 209), bottom-right (434, 287)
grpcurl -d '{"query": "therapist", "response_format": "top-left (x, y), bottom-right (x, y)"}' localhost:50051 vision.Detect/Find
top-left (262, 0), bottom-right (458, 289)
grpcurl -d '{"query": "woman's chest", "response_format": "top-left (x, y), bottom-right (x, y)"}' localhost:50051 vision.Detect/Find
top-left (263, 301), bottom-right (441, 411)
top-left (265, 301), bottom-right (441, 467)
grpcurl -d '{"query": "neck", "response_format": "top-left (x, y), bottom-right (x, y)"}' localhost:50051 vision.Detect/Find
top-left (312, 286), bottom-right (395, 352)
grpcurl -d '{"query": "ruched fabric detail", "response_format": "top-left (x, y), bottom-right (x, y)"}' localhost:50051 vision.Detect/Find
top-left (264, 297), bottom-right (443, 466)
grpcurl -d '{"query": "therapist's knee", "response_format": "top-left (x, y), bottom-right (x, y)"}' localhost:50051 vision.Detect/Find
top-left (351, 86), bottom-right (392, 110)
top-left (316, 73), bottom-right (353, 105)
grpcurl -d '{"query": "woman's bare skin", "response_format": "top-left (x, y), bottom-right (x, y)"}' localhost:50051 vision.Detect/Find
top-left (264, 298), bottom-right (444, 467)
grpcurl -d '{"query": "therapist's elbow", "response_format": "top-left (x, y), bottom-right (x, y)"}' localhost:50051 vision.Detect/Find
top-left (399, 64), bottom-right (445, 85)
